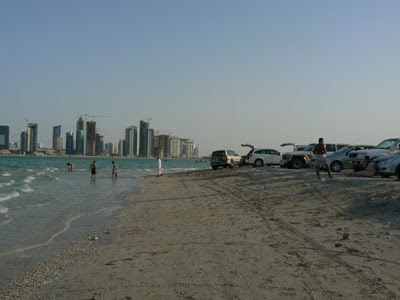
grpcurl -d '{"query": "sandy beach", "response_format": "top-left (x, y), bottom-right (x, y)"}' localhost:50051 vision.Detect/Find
top-left (2, 167), bottom-right (400, 300)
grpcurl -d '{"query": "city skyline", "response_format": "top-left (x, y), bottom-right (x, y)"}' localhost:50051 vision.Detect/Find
top-left (0, 117), bottom-right (198, 158)
top-left (1, 1), bottom-right (400, 154)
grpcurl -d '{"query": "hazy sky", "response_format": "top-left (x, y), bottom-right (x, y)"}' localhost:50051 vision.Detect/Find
top-left (1, 0), bottom-right (400, 155)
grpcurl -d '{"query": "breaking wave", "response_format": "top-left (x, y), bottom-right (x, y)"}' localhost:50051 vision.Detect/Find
top-left (0, 191), bottom-right (20, 202)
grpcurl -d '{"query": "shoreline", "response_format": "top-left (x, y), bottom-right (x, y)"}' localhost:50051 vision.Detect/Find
top-left (2, 167), bottom-right (400, 299)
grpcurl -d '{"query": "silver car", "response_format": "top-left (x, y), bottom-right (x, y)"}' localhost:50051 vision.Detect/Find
top-left (375, 153), bottom-right (400, 178)
top-left (325, 145), bottom-right (375, 172)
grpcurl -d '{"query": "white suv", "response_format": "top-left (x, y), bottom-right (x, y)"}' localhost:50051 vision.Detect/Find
top-left (247, 148), bottom-right (282, 167)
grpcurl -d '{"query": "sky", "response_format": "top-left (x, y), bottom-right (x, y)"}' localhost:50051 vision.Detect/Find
top-left (1, 0), bottom-right (400, 155)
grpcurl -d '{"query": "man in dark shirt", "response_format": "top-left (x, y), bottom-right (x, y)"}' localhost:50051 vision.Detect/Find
top-left (313, 138), bottom-right (332, 180)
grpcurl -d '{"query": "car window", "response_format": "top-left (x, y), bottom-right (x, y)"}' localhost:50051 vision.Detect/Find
top-left (271, 150), bottom-right (280, 155)
top-left (227, 150), bottom-right (235, 156)
top-left (336, 144), bottom-right (348, 150)
top-left (254, 150), bottom-right (262, 154)
top-left (376, 139), bottom-right (398, 149)
top-left (326, 144), bottom-right (336, 152)
top-left (336, 146), bottom-right (351, 154)
top-left (304, 144), bottom-right (315, 151)
top-left (212, 151), bottom-right (226, 157)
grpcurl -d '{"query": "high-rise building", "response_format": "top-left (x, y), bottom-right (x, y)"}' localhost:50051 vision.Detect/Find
top-left (180, 138), bottom-right (195, 158)
top-left (95, 134), bottom-right (104, 156)
top-left (194, 144), bottom-right (199, 157)
top-left (105, 142), bottom-right (113, 155)
top-left (169, 136), bottom-right (181, 157)
top-left (125, 126), bottom-right (138, 157)
top-left (118, 139), bottom-right (124, 156)
top-left (155, 135), bottom-right (170, 157)
top-left (27, 123), bottom-right (38, 153)
top-left (139, 120), bottom-right (153, 157)
top-left (86, 121), bottom-right (96, 156)
top-left (52, 125), bottom-right (61, 150)
top-left (153, 135), bottom-right (160, 157)
top-left (66, 132), bottom-right (74, 155)
top-left (0, 126), bottom-right (10, 150)
top-left (75, 117), bottom-right (84, 155)
top-left (20, 130), bottom-right (28, 154)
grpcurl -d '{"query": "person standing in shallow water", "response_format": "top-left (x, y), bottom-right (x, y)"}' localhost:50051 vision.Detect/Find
top-left (111, 161), bottom-right (117, 178)
top-left (157, 157), bottom-right (162, 177)
top-left (313, 138), bottom-right (332, 180)
top-left (89, 161), bottom-right (97, 179)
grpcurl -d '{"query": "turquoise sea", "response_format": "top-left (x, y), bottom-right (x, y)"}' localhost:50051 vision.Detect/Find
top-left (0, 156), bottom-right (209, 289)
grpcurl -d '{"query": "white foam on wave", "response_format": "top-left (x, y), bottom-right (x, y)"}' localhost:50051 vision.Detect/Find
top-left (23, 176), bottom-right (36, 183)
top-left (54, 177), bottom-right (60, 181)
top-left (1, 173), bottom-right (11, 177)
top-left (26, 169), bottom-right (34, 172)
top-left (0, 191), bottom-right (20, 202)
top-left (0, 213), bottom-right (85, 258)
top-left (20, 184), bottom-right (34, 193)
top-left (0, 180), bottom-right (16, 188)
top-left (36, 172), bottom-right (45, 176)
top-left (13, 202), bottom-right (50, 209)
top-left (0, 205), bottom-right (8, 214)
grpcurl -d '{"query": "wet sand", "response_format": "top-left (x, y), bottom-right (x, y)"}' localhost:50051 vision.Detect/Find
top-left (2, 167), bottom-right (400, 299)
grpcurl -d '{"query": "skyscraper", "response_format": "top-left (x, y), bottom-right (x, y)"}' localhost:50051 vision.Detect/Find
top-left (75, 117), bottom-right (84, 155)
top-left (95, 134), bottom-right (104, 156)
top-left (86, 121), bottom-right (96, 156)
top-left (0, 126), bottom-right (10, 150)
top-left (105, 142), bottom-right (114, 155)
top-left (125, 126), bottom-right (138, 157)
top-left (52, 125), bottom-right (61, 150)
top-left (27, 123), bottom-right (38, 153)
top-left (180, 138), bottom-right (195, 158)
top-left (157, 135), bottom-right (170, 157)
top-left (169, 136), bottom-right (181, 157)
top-left (118, 139), bottom-right (124, 156)
top-left (139, 120), bottom-right (153, 157)
top-left (66, 132), bottom-right (74, 155)
top-left (20, 130), bottom-right (28, 154)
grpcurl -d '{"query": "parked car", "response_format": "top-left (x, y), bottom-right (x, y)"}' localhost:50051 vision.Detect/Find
top-left (280, 143), bottom-right (315, 168)
top-left (349, 138), bottom-right (400, 171)
top-left (374, 152), bottom-right (400, 178)
top-left (281, 143), bottom-right (348, 169)
top-left (210, 150), bottom-right (242, 170)
top-left (247, 148), bottom-right (282, 167)
top-left (309, 145), bottom-right (375, 172)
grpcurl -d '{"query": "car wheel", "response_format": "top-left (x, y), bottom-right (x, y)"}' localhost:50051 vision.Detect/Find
top-left (396, 165), bottom-right (400, 179)
top-left (330, 161), bottom-right (343, 172)
top-left (254, 159), bottom-right (264, 167)
top-left (292, 157), bottom-right (305, 169)
top-left (352, 165), bottom-right (363, 172)
top-left (212, 166), bottom-right (218, 170)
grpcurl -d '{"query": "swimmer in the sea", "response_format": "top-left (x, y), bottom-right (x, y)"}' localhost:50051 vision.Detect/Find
top-left (66, 162), bottom-right (74, 172)
top-left (89, 161), bottom-right (97, 179)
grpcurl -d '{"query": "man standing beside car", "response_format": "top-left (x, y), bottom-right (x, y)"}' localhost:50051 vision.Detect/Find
top-left (313, 138), bottom-right (332, 180)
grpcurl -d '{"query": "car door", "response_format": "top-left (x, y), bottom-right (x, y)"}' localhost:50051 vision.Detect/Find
top-left (342, 148), bottom-right (353, 169)
top-left (261, 150), bottom-right (272, 164)
top-left (270, 150), bottom-right (281, 164)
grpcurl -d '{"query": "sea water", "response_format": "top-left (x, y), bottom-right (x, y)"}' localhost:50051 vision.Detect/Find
top-left (0, 156), bottom-right (208, 288)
